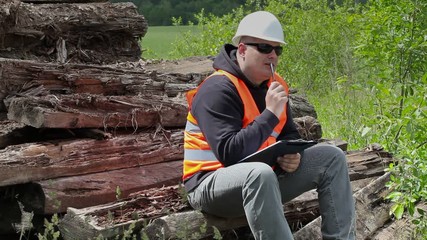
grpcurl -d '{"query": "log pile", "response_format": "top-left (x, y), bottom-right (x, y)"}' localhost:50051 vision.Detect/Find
top-left (58, 149), bottom-right (395, 240)
top-left (0, 0), bottom-right (418, 239)
top-left (0, 0), bottom-right (147, 64)
top-left (0, 54), bottom-right (325, 227)
top-left (0, 1), bottom-right (324, 235)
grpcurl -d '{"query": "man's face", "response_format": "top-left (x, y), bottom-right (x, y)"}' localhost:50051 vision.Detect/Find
top-left (237, 37), bottom-right (282, 86)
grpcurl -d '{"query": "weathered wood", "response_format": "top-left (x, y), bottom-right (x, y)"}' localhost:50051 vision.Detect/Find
top-left (0, 119), bottom-right (115, 149)
top-left (289, 94), bottom-right (317, 119)
top-left (27, 146), bottom-right (394, 215)
top-left (293, 172), bottom-right (393, 240)
top-left (346, 147), bottom-right (393, 181)
top-left (0, 130), bottom-right (183, 187)
top-left (0, 2), bottom-right (147, 63)
top-left (318, 139), bottom-right (348, 152)
top-left (294, 116), bottom-right (322, 140)
top-left (371, 202), bottom-right (427, 240)
top-left (57, 178), bottom-right (378, 239)
top-left (39, 160), bottom-right (183, 214)
top-left (57, 149), bottom-right (392, 239)
top-left (140, 177), bottom-right (379, 240)
top-left (0, 58), bottom-right (318, 124)
top-left (0, 1), bottom-right (19, 34)
top-left (58, 185), bottom-right (191, 240)
top-left (0, 119), bottom-right (26, 149)
top-left (143, 56), bottom-right (215, 85)
top-left (0, 57), bottom-right (211, 111)
top-left (6, 94), bottom-right (188, 128)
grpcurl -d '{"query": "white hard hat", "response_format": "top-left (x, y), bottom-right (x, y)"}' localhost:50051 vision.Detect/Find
top-left (232, 11), bottom-right (285, 46)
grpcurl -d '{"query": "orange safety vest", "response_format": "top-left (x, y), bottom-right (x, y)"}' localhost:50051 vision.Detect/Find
top-left (182, 70), bottom-right (289, 181)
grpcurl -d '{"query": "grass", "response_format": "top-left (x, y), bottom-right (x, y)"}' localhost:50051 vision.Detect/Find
top-left (140, 25), bottom-right (199, 60)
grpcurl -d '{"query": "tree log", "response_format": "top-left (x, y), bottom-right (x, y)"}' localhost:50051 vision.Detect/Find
top-left (0, 129), bottom-right (183, 187)
top-left (56, 148), bottom-right (393, 239)
top-left (293, 172), bottom-right (393, 240)
top-left (0, 119), bottom-right (26, 149)
top-left (40, 160), bottom-right (184, 214)
top-left (58, 185), bottom-right (191, 240)
top-left (0, 57), bottom-right (211, 111)
top-left (294, 116), bottom-right (322, 140)
top-left (0, 57), bottom-right (318, 124)
top-left (6, 94), bottom-right (188, 128)
top-left (0, 2), bottom-right (147, 64)
top-left (370, 202), bottom-right (427, 240)
top-left (289, 94), bottom-right (317, 119)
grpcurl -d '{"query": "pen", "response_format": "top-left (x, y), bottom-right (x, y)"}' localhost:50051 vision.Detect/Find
top-left (270, 63), bottom-right (289, 97)
top-left (270, 63), bottom-right (275, 81)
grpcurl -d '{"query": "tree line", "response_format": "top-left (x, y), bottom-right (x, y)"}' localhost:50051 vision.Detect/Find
top-left (109, 0), bottom-right (247, 26)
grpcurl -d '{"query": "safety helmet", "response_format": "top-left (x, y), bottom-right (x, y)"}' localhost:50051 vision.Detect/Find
top-left (232, 11), bottom-right (285, 46)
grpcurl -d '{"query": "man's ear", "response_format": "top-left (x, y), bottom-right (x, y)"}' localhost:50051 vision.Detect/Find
top-left (237, 43), bottom-right (247, 58)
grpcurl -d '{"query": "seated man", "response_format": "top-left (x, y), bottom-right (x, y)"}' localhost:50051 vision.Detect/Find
top-left (182, 11), bottom-right (355, 240)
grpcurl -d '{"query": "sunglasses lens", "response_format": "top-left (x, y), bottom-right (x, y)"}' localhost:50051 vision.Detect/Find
top-left (274, 47), bottom-right (283, 56)
top-left (257, 44), bottom-right (274, 54)
top-left (245, 43), bottom-right (283, 56)
top-left (257, 44), bottom-right (283, 56)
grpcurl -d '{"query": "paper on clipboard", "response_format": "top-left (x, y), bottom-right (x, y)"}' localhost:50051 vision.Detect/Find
top-left (238, 139), bottom-right (317, 166)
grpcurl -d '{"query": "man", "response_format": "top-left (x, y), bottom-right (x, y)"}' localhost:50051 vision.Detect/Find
top-left (182, 11), bottom-right (355, 240)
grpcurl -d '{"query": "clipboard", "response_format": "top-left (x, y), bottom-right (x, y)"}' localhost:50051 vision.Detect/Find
top-left (238, 139), bottom-right (317, 166)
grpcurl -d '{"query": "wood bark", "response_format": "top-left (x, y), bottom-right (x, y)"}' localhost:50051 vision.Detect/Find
top-left (4, 92), bottom-right (319, 130)
top-left (6, 94), bottom-right (188, 128)
top-left (0, 57), bottom-right (211, 111)
top-left (370, 202), bottom-right (427, 240)
top-left (0, 2), bottom-right (147, 64)
top-left (293, 116), bottom-right (322, 140)
top-left (0, 130), bottom-right (183, 187)
top-left (40, 160), bottom-right (184, 214)
top-left (293, 172), bottom-right (393, 240)
top-left (0, 119), bottom-right (26, 149)
top-left (289, 94), bottom-right (317, 119)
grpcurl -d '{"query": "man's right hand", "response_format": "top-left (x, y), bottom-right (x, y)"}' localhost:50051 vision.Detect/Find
top-left (266, 81), bottom-right (288, 118)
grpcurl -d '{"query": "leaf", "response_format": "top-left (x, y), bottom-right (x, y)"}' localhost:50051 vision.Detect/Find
top-left (390, 203), bottom-right (405, 219)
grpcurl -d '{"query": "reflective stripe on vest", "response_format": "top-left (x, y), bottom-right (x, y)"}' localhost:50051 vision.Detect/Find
top-left (183, 70), bottom-right (289, 181)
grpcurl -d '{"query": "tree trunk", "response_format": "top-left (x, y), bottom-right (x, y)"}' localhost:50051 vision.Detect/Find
top-left (0, 57), bottom-right (211, 112)
top-left (41, 160), bottom-right (184, 214)
top-left (6, 94), bottom-right (188, 128)
top-left (0, 129), bottom-right (183, 187)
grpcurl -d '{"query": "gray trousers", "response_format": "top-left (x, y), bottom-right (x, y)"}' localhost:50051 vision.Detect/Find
top-left (187, 144), bottom-right (356, 240)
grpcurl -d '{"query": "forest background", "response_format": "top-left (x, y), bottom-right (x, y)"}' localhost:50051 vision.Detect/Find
top-left (110, 0), bottom-right (427, 236)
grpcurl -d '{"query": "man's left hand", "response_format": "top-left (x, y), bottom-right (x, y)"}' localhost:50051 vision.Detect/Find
top-left (277, 153), bottom-right (301, 172)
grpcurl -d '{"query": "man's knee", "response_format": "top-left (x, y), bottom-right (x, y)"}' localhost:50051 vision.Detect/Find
top-left (245, 162), bottom-right (277, 185)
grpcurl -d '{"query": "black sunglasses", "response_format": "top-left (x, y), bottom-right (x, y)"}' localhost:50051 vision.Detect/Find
top-left (244, 43), bottom-right (283, 56)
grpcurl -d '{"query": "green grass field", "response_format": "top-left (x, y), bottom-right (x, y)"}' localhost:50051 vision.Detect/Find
top-left (140, 25), bottom-right (199, 60)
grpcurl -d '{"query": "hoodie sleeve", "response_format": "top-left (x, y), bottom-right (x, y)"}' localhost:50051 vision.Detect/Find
top-left (191, 75), bottom-right (279, 166)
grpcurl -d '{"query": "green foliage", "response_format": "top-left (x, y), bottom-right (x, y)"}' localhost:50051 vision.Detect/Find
top-left (354, 1), bottom-right (427, 230)
top-left (37, 214), bottom-right (61, 240)
top-left (169, 8), bottom-right (246, 58)
top-left (109, 0), bottom-right (247, 26)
